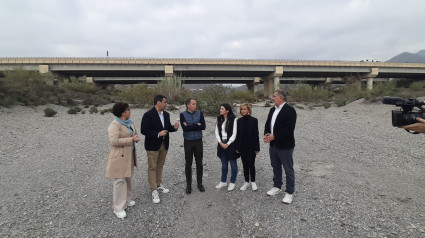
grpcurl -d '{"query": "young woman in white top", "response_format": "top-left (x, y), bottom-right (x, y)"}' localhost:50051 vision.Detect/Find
top-left (215, 103), bottom-right (238, 191)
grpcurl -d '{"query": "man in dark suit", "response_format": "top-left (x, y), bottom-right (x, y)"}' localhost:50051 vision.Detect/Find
top-left (141, 95), bottom-right (179, 204)
top-left (264, 89), bottom-right (297, 204)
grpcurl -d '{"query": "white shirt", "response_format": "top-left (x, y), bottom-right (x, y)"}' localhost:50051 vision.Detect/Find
top-left (158, 111), bottom-right (165, 138)
top-left (215, 118), bottom-right (238, 145)
top-left (271, 102), bottom-right (285, 134)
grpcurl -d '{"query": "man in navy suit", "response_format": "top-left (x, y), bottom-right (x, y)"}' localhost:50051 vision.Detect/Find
top-left (264, 89), bottom-right (297, 204)
top-left (141, 95), bottom-right (179, 204)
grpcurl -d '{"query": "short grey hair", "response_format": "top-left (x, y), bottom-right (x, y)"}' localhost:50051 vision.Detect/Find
top-left (274, 89), bottom-right (287, 101)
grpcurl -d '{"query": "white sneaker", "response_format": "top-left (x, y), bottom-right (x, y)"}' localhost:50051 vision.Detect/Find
top-left (228, 183), bottom-right (236, 191)
top-left (127, 200), bottom-right (136, 207)
top-left (152, 190), bottom-right (160, 204)
top-left (157, 184), bottom-right (169, 193)
top-left (240, 182), bottom-right (250, 191)
top-left (251, 182), bottom-right (258, 191)
top-left (215, 182), bottom-right (227, 189)
top-left (267, 187), bottom-right (281, 196)
top-left (114, 210), bottom-right (127, 219)
top-left (282, 193), bottom-right (294, 204)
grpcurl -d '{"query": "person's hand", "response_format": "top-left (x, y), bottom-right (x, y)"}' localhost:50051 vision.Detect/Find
top-left (402, 118), bottom-right (425, 133)
top-left (220, 142), bottom-right (229, 149)
top-left (197, 123), bottom-right (201, 126)
top-left (183, 122), bottom-right (188, 126)
top-left (174, 121), bottom-right (180, 129)
top-left (159, 130), bottom-right (168, 137)
top-left (133, 135), bottom-right (140, 142)
top-left (263, 133), bottom-right (275, 143)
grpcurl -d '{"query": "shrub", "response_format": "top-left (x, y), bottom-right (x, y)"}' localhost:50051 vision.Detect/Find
top-left (366, 81), bottom-right (398, 99)
top-left (89, 106), bottom-right (98, 114)
top-left (100, 108), bottom-right (112, 115)
top-left (156, 75), bottom-right (185, 104)
top-left (323, 102), bottom-right (331, 109)
top-left (334, 96), bottom-right (347, 107)
top-left (196, 84), bottom-right (231, 116)
top-left (44, 108), bottom-right (57, 117)
top-left (409, 81), bottom-right (425, 91)
top-left (117, 83), bottom-right (156, 105)
top-left (230, 90), bottom-right (257, 103)
top-left (67, 106), bottom-right (82, 114)
top-left (289, 84), bottom-right (332, 103)
top-left (62, 77), bottom-right (100, 94)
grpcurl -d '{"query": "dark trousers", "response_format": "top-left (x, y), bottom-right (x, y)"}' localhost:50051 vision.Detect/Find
top-left (184, 139), bottom-right (203, 186)
top-left (269, 146), bottom-right (294, 194)
top-left (241, 154), bottom-right (256, 182)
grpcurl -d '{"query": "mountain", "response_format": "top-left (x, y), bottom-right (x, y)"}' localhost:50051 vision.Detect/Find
top-left (416, 49), bottom-right (425, 58)
top-left (387, 50), bottom-right (425, 63)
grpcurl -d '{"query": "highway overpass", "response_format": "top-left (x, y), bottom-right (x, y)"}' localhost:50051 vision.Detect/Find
top-left (1, 57), bottom-right (425, 97)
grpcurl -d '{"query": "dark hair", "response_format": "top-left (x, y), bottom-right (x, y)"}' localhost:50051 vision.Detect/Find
top-left (112, 102), bottom-right (129, 117)
top-left (217, 103), bottom-right (235, 133)
top-left (154, 95), bottom-right (167, 105)
top-left (185, 97), bottom-right (196, 107)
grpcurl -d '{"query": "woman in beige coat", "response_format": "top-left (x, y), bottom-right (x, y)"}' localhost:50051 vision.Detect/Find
top-left (105, 102), bottom-right (140, 219)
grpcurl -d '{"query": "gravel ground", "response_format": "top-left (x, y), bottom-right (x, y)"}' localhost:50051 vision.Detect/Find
top-left (1, 99), bottom-right (424, 238)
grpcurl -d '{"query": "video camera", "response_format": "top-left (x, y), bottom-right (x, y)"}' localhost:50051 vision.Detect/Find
top-left (382, 97), bottom-right (425, 127)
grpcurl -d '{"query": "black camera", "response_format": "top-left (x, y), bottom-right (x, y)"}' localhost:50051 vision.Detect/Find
top-left (382, 97), bottom-right (425, 127)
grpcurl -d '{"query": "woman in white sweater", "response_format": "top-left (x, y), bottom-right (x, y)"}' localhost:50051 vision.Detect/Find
top-left (215, 103), bottom-right (238, 191)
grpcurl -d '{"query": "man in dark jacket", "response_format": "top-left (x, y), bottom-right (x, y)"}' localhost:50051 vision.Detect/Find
top-left (264, 89), bottom-right (297, 204)
top-left (180, 98), bottom-right (206, 194)
top-left (141, 95), bottom-right (179, 204)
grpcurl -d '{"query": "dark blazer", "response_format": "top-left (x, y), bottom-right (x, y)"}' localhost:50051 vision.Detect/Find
top-left (264, 103), bottom-right (296, 149)
top-left (236, 115), bottom-right (260, 156)
top-left (141, 107), bottom-right (177, 151)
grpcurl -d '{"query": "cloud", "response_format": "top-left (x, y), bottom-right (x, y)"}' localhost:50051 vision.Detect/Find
top-left (0, 0), bottom-right (424, 61)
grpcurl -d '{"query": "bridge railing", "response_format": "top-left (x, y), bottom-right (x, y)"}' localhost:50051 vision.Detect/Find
top-left (1, 57), bottom-right (425, 68)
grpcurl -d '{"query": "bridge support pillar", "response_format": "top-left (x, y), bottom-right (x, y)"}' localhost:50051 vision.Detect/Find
top-left (263, 78), bottom-right (274, 98)
top-left (263, 66), bottom-right (283, 98)
top-left (247, 77), bottom-right (260, 94)
top-left (39, 65), bottom-right (49, 74)
top-left (326, 77), bottom-right (332, 84)
top-left (365, 68), bottom-right (379, 90)
top-left (165, 65), bottom-right (174, 77)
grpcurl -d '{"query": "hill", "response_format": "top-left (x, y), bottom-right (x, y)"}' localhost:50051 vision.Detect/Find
top-left (387, 50), bottom-right (425, 63)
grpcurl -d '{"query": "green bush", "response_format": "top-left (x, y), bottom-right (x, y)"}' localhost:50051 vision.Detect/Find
top-left (230, 90), bottom-right (258, 103)
top-left (334, 96), bottom-right (347, 107)
top-left (100, 108), bottom-right (112, 115)
top-left (62, 77), bottom-right (100, 94)
top-left (67, 106), bottom-right (82, 114)
top-left (409, 81), bottom-right (425, 91)
top-left (289, 84), bottom-right (332, 103)
top-left (156, 75), bottom-right (187, 104)
top-left (44, 108), bottom-right (57, 117)
top-left (323, 102), bottom-right (331, 109)
top-left (117, 84), bottom-right (156, 106)
top-left (89, 106), bottom-right (98, 114)
top-left (196, 84), bottom-right (231, 116)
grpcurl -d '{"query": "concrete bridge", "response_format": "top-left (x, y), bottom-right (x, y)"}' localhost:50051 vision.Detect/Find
top-left (1, 57), bottom-right (425, 97)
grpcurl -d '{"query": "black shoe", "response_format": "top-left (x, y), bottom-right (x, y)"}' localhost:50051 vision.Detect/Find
top-left (198, 184), bottom-right (205, 192)
top-left (186, 185), bottom-right (192, 194)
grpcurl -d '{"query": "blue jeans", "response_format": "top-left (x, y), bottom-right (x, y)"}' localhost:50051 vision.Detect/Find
top-left (269, 146), bottom-right (294, 194)
top-left (220, 153), bottom-right (238, 183)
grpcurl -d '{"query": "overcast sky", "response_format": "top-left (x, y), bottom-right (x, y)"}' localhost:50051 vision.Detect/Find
top-left (1, 0), bottom-right (424, 61)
